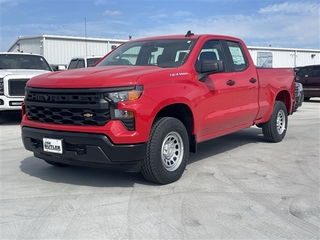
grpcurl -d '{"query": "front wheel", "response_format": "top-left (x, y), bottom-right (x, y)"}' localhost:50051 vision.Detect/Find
top-left (141, 117), bottom-right (189, 184)
top-left (262, 101), bottom-right (288, 142)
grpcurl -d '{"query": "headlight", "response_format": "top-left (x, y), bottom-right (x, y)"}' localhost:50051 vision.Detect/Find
top-left (104, 85), bottom-right (143, 121)
top-left (0, 78), bottom-right (4, 95)
top-left (105, 85), bottom-right (143, 103)
top-left (296, 82), bottom-right (303, 91)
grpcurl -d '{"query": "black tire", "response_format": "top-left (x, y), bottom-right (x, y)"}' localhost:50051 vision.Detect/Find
top-left (304, 97), bottom-right (310, 101)
top-left (141, 117), bottom-right (189, 184)
top-left (262, 101), bottom-right (288, 142)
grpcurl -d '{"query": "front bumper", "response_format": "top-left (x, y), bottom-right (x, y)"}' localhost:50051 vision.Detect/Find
top-left (22, 127), bottom-right (147, 171)
top-left (0, 96), bottom-right (24, 111)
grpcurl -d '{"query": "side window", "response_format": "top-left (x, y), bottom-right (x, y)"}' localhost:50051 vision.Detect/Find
top-left (77, 59), bottom-right (85, 68)
top-left (195, 40), bottom-right (223, 72)
top-left (151, 47), bottom-right (164, 65)
top-left (226, 41), bottom-right (248, 71)
top-left (311, 66), bottom-right (320, 78)
top-left (296, 67), bottom-right (311, 78)
top-left (68, 60), bottom-right (78, 69)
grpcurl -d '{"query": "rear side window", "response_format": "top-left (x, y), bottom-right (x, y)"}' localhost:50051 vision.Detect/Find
top-left (311, 66), bottom-right (320, 77)
top-left (68, 59), bottom-right (85, 69)
top-left (296, 67), bottom-right (311, 78)
top-left (226, 41), bottom-right (248, 71)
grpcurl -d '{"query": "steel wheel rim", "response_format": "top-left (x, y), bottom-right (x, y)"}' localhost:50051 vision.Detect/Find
top-left (276, 109), bottom-right (286, 134)
top-left (161, 131), bottom-right (184, 172)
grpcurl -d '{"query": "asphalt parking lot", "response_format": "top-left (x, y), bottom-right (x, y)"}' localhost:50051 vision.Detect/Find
top-left (0, 99), bottom-right (319, 240)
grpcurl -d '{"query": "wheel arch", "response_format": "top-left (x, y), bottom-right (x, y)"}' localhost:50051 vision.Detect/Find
top-left (275, 90), bottom-right (293, 115)
top-left (154, 103), bottom-right (196, 153)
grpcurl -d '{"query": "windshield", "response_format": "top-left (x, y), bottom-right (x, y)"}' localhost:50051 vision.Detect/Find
top-left (97, 39), bottom-right (197, 68)
top-left (0, 54), bottom-right (52, 71)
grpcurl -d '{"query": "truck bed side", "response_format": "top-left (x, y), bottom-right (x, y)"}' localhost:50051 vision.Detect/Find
top-left (255, 67), bottom-right (295, 123)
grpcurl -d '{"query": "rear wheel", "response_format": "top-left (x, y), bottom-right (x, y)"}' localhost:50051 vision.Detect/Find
top-left (262, 101), bottom-right (288, 142)
top-left (141, 117), bottom-right (189, 184)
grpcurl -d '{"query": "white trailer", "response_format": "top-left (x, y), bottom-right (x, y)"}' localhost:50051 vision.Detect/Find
top-left (8, 35), bottom-right (127, 65)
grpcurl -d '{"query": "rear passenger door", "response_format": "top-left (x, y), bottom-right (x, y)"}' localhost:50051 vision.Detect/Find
top-left (223, 40), bottom-right (259, 126)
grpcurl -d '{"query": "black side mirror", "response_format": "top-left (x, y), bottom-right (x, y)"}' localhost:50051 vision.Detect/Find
top-left (198, 60), bottom-right (224, 82)
top-left (201, 60), bottom-right (224, 73)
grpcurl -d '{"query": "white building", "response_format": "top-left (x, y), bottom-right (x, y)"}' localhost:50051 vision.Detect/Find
top-left (8, 35), bottom-right (127, 65)
top-left (7, 34), bottom-right (320, 67)
top-left (248, 46), bottom-right (320, 68)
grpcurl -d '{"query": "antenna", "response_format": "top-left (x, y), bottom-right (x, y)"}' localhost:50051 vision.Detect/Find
top-left (85, 17), bottom-right (88, 57)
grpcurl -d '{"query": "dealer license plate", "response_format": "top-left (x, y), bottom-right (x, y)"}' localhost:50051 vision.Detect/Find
top-left (43, 138), bottom-right (63, 154)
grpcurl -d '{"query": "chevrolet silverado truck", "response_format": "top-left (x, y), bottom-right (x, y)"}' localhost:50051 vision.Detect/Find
top-left (21, 32), bottom-right (295, 184)
top-left (0, 52), bottom-right (52, 113)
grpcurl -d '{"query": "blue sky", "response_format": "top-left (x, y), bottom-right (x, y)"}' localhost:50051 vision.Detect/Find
top-left (0, 0), bottom-right (319, 51)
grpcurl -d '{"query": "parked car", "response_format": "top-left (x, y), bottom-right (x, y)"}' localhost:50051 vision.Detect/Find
top-left (294, 82), bottom-right (304, 111)
top-left (295, 65), bottom-right (320, 101)
top-left (67, 55), bottom-right (102, 70)
top-left (0, 52), bottom-right (52, 112)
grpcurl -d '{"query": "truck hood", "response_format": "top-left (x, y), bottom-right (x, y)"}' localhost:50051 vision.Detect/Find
top-left (0, 69), bottom-right (51, 78)
top-left (27, 66), bottom-right (174, 88)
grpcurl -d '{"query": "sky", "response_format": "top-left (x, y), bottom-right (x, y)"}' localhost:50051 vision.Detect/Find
top-left (0, 0), bottom-right (319, 52)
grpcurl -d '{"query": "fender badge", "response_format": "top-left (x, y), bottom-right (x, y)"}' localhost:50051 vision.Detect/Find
top-left (83, 113), bottom-right (93, 118)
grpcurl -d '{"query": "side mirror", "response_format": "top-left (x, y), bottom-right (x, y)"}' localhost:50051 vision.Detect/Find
top-left (58, 65), bottom-right (66, 70)
top-left (198, 60), bottom-right (224, 82)
top-left (201, 60), bottom-right (224, 73)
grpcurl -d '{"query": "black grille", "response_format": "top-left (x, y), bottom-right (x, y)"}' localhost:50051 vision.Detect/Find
top-left (25, 88), bottom-right (111, 126)
top-left (9, 78), bottom-right (29, 96)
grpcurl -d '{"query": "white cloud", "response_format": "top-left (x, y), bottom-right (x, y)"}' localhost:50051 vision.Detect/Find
top-left (259, 1), bottom-right (319, 14)
top-left (132, 9), bottom-right (319, 49)
top-left (0, 0), bottom-right (19, 6)
top-left (149, 13), bottom-right (167, 19)
top-left (94, 0), bottom-right (106, 5)
top-left (1, 1), bottom-right (319, 51)
top-left (104, 10), bottom-right (121, 16)
top-left (94, 0), bottom-right (106, 6)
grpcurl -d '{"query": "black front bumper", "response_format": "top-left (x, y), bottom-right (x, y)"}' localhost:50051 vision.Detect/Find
top-left (22, 127), bottom-right (147, 172)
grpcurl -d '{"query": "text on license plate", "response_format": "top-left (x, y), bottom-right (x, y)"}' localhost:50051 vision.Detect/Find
top-left (43, 138), bottom-right (63, 154)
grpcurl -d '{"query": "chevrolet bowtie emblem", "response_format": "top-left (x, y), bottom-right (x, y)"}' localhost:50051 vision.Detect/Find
top-left (83, 113), bottom-right (93, 118)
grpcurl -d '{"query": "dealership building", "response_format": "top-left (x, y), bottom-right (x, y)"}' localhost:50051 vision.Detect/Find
top-left (7, 34), bottom-right (320, 67)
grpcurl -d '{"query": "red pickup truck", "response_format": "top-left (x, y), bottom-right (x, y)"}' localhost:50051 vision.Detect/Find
top-left (21, 32), bottom-right (295, 184)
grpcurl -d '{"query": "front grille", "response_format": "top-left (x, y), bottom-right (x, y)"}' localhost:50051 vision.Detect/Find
top-left (25, 88), bottom-right (111, 126)
top-left (9, 78), bottom-right (29, 96)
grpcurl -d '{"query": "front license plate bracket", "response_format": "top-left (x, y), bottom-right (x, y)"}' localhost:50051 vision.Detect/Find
top-left (43, 138), bottom-right (64, 154)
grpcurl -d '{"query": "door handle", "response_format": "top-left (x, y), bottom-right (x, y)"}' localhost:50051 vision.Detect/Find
top-left (249, 78), bottom-right (257, 83)
top-left (226, 80), bottom-right (236, 86)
